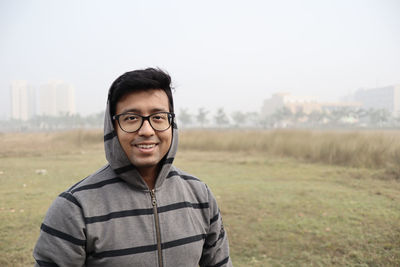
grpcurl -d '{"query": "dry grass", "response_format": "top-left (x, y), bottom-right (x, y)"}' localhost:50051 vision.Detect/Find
top-left (0, 130), bottom-right (103, 157)
top-left (179, 129), bottom-right (400, 179)
top-left (1, 129), bottom-right (399, 178)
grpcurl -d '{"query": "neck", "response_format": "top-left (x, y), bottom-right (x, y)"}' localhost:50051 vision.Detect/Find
top-left (138, 166), bottom-right (158, 190)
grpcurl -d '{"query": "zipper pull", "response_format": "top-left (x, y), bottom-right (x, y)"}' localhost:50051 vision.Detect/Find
top-left (150, 189), bottom-right (157, 206)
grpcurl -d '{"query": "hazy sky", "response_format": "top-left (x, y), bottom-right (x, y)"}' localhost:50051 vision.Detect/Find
top-left (1, 0), bottom-right (399, 117)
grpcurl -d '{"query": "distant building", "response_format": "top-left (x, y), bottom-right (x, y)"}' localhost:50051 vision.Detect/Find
top-left (38, 81), bottom-right (76, 116)
top-left (10, 81), bottom-right (36, 120)
top-left (351, 85), bottom-right (400, 116)
top-left (261, 92), bottom-right (360, 116)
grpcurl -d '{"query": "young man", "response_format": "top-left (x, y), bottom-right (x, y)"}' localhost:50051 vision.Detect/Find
top-left (33, 68), bottom-right (232, 266)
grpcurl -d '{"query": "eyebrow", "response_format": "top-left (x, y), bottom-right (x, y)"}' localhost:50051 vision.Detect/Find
top-left (120, 108), bottom-right (169, 114)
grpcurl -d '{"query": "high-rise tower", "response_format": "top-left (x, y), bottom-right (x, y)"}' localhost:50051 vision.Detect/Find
top-left (38, 81), bottom-right (76, 116)
top-left (10, 81), bottom-right (36, 120)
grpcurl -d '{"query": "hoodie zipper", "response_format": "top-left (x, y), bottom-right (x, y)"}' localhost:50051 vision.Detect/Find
top-left (150, 189), bottom-right (163, 267)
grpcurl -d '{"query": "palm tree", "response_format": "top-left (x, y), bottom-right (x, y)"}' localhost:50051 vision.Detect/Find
top-left (178, 108), bottom-right (192, 128)
top-left (214, 108), bottom-right (230, 128)
top-left (196, 108), bottom-right (209, 128)
top-left (231, 111), bottom-right (246, 128)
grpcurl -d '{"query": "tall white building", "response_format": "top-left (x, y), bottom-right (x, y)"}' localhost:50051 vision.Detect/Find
top-left (352, 85), bottom-right (400, 116)
top-left (38, 81), bottom-right (76, 116)
top-left (10, 81), bottom-right (36, 120)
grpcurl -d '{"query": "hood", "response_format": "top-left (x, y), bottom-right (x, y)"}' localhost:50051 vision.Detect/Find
top-left (103, 92), bottom-right (178, 191)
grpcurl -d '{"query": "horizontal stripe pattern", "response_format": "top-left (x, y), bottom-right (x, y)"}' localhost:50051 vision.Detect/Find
top-left (167, 171), bottom-right (200, 181)
top-left (206, 256), bottom-right (230, 267)
top-left (158, 201), bottom-right (209, 213)
top-left (92, 234), bottom-right (206, 259)
top-left (85, 208), bottom-right (153, 224)
top-left (67, 176), bottom-right (88, 192)
top-left (210, 212), bottom-right (219, 224)
top-left (70, 177), bottom-right (122, 194)
top-left (35, 260), bottom-right (59, 267)
top-left (84, 201), bottom-right (209, 224)
top-left (92, 243), bottom-right (157, 258)
top-left (114, 165), bottom-right (136, 174)
top-left (204, 229), bottom-right (225, 249)
top-left (162, 233), bottom-right (206, 250)
top-left (41, 223), bottom-right (85, 246)
top-left (59, 192), bottom-right (81, 208)
top-left (104, 131), bottom-right (116, 141)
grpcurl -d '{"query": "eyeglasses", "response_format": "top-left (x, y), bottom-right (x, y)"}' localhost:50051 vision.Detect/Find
top-left (113, 112), bottom-right (175, 133)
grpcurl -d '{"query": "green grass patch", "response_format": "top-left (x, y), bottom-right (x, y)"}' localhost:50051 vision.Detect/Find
top-left (0, 149), bottom-right (107, 267)
top-left (175, 151), bottom-right (400, 266)
top-left (0, 131), bottom-right (399, 266)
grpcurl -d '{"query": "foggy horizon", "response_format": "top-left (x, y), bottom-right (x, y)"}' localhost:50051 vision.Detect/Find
top-left (1, 0), bottom-right (399, 118)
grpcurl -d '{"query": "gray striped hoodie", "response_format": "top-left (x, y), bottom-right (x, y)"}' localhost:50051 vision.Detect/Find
top-left (33, 90), bottom-right (232, 266)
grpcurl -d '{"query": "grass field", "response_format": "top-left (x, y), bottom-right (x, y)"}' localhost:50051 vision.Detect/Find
top-left (0, 130), bottom-right (399, 266)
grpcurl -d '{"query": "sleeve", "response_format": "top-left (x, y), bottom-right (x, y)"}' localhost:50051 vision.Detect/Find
top-left (199, 185), bottom-right (233, 267)
top-left (33, 192), bottom-right (87, 267)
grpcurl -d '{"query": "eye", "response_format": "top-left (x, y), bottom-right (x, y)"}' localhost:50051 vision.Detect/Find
top-left (123, 114), bottom-right (140, 122)
top-left (151, 113), bottom-right (167, 121)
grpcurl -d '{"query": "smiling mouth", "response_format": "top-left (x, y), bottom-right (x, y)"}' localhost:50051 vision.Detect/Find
top-left (136, 144), bottom-right (156, 149)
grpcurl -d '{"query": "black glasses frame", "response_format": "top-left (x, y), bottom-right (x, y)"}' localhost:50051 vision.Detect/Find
top-left (113, 112), bottom-right (175, 133)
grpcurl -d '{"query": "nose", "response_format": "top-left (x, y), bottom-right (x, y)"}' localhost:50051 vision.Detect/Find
top-left (138, 119), bottom-right (155, 136)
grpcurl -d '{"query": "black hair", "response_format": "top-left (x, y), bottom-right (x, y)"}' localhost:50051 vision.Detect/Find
top-left (108, 68), bottom-right (174, 116)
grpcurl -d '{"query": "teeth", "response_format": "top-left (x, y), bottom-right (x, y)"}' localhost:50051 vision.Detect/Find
top-left (137, 144), bottom-right (155, 149)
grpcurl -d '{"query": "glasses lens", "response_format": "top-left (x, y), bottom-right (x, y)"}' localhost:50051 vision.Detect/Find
top-left (119, 114), bottom-right (142, 132)
top-left (117, 112), bottom-right (172, 132)
top-left (149, 112), bottom-right (171, 131)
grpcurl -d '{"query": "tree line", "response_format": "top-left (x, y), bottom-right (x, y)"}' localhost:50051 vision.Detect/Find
top-left (177, 106), bottom-right (399, 129)
top-left (1, 106), bottom-right (399, 132)
top-left (0, 111), bottom-right (105, 132)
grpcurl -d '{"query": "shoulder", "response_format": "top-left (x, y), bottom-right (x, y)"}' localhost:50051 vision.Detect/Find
top-left (66, 164), bottom-right (119, 192)
top-left (163, 166), bottom-right (214, 200)
top-left (166, 166), bottom-right (206, 186)
top-left (66, 164), bottom-right (127, 198)
top-left (52, 164), bottom-right (125, 211)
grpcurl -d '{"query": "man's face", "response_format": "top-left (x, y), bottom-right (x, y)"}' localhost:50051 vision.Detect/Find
top-left (114, 89), bottom-right (172, 173)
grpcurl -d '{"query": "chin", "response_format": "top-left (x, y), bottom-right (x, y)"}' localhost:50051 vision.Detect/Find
top-left (131, 159), bottom-right (159, 168)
